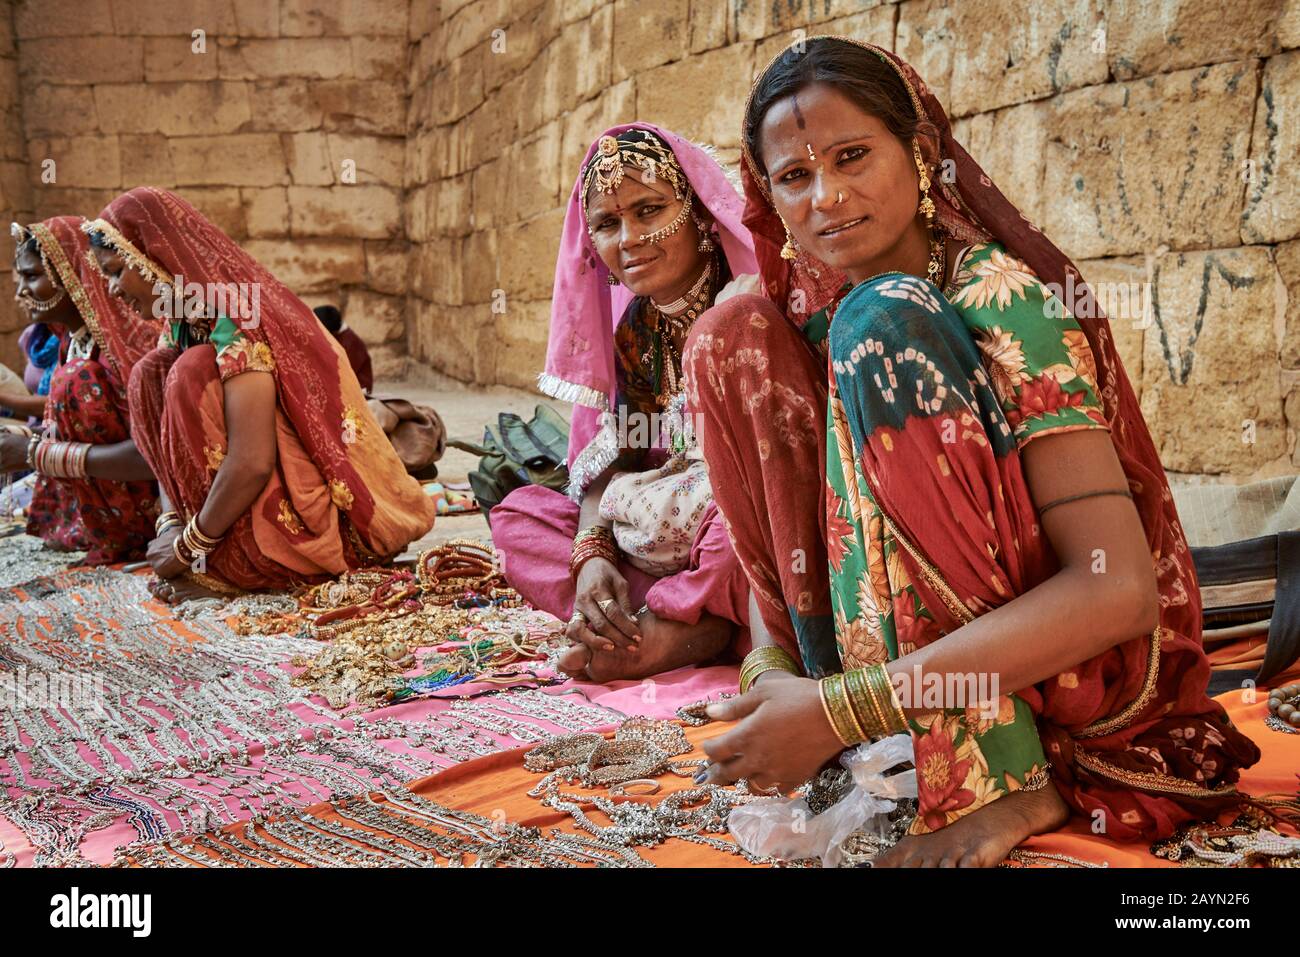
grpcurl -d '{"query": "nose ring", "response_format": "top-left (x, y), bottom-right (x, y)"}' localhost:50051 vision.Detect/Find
top-left (836, 191), bottom-right (845, 204)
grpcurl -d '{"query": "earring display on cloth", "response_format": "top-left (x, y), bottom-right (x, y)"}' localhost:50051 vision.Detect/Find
top-left (780, 217), bottom-right (799, 261)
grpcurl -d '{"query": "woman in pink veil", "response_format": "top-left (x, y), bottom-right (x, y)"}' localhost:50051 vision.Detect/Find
top-left (493, 124), bottom-right (758, 682)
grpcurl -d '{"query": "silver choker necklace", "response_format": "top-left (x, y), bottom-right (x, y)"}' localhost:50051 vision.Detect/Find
top-left (652, 259), bottom-right (714, 317)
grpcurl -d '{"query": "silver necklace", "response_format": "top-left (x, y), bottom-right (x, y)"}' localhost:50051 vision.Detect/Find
top-left (651, 258), bottom-right (713, 316)
top-left (65, 327), bottom-right (95, 363)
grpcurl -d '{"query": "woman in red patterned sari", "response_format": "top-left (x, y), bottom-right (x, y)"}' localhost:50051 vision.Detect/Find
top-left (1, 217), bottom-right (158, 564)
top-left (85, 187), bottom-right (435, 600)
top-left (689, 38), bottom-right (1262, 865)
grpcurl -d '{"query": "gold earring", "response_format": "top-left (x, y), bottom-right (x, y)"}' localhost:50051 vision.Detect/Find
top-left (912, 139), bottom-right (935, 225)
top-left (691, 209), bottom-right (714, 253)
top-left (780, 218), bottom-right (798, 261)
top-left (607, 272), bottom-right (619, 286)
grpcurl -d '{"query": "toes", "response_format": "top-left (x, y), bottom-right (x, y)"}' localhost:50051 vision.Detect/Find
top-left (557, 645), bottom-right (592, 678)
top-left (582, 651), bottom-right (630, 684)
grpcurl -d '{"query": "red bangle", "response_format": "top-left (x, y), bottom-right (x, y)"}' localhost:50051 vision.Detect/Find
top-left (569, 527), bottom-right (619, 581)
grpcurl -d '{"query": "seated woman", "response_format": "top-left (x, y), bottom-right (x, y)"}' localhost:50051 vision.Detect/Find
top-left (493, 125), bottom-right (758, 682)
top-left (313, 305), bottom-right (374, 394)
top-left (1, 322), bottom-right (60, 423)
top-left (84, 186), bottom-right (436, 602)
top-left (688, 38), bottom-right (1261, 866)
top-left (1, 218), bottom-right (158, 563)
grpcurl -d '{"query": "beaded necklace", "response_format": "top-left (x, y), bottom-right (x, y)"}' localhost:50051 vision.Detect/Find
top-left (643, 251), bottom-right (722, 406)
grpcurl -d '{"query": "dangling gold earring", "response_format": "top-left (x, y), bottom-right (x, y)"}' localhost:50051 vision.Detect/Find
top-left (912, 139), bottom-right (936, 226)
top-left (691, 209), bottom-right (714, 253)
top-left (912, 139), bottom-right (945, 285)
top-left (607, 272), bottom-right (619, 286)
top-left (780, 218), bottom-right (798, 261)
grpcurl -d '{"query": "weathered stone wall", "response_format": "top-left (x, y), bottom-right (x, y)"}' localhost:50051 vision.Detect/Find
top-left (5, 1), bottom-right (1298, 479)
top-left (0, 2), bottom-right (34, 369)
top-left (410, 0), bottom-right (1300, 480)
top-left (8, 0), bottom-right (411, 377)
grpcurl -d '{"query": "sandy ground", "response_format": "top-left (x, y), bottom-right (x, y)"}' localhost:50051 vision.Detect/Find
top-left (378, 368), bottom-right (571, 558)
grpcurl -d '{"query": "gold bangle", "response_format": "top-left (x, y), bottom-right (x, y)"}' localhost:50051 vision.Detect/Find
top-left (155, 510), bottom-right (181, 535)
top-left (819, 676), bottom-right (851, 747)
top-left (186, 516), bottom-right (222, 549)
top-left (868, 663), bottom-right (908, 735)
top-left (835, 673), bottom-right (870, 743)
top-left (819, 674), bottom-right (866, 746)
top-left (739, 645), bottom-right (801, 693)
top-left (573, 525), bottom-right (615, 545)
top-left (843, 667), bottom-right (885, 739)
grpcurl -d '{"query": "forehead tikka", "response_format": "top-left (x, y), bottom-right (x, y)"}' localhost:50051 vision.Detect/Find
top-left (581, 131), bottom-right (688, 241)
top-left (806, 143), bottom-right (817, 162)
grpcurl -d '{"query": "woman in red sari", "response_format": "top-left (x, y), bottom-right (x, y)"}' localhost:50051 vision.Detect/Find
top-left (1, 217), bottom-right (158, 563)
top-left (689, 37), bottom-right (1262, 865)
top-left (84, 187), bottom-right (435, 600)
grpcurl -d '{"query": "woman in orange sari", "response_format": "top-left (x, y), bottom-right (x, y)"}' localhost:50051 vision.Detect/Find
top-left (84, 187), bottom-right (435, 600)
top-left (690, 37), bottom-right (1262, 865)
top-left (2, 217), bottom-right (158, 563)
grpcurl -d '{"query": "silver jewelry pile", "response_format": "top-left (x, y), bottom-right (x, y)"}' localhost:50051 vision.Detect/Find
top-left (0, 566), bottom-right (621, 866)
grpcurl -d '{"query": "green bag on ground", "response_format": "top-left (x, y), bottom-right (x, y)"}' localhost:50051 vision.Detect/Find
top-left (448, 404), bottom-right (570, 520)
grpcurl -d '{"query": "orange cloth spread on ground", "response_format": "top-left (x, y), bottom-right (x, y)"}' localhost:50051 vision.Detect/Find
top-left (396, 721), bottom-right (759, 868)
top-left (121, 656), bottom-right (1298, 868)
top-left (399, 673), bottom-right (1299, 868)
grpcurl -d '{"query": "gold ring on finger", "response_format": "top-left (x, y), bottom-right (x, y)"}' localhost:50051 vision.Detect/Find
top-left (597, 598), bottom-right (615, 612)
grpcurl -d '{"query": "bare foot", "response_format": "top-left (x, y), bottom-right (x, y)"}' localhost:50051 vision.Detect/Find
top-left (873, 782), bottom-right (1071, 868)
top-left (557, 609), bottom-right (733, 683)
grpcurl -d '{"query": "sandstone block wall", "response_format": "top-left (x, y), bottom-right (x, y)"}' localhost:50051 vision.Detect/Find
top-left (4, 0), bottom-right (411, 378)
top-left (410, 0), bottom-right (1300, 479)
top-left (3, 0), bottom-right (1298, 479)
top-left (0, 4), bottom-right (33, 367)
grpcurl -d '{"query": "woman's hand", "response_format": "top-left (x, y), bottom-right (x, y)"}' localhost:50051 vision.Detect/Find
top-left (713, 273), bottom-right (762, 307)
top-left (566, 556), bottom-right (642, 653)
top-left (0, 433), bottom-right (30, 473)
top-left (146, 526), bottom-right (187, 580)
top-left (0, 392), bottom-right (48, 420)
top-left (700, 673), bottom-right (843, 793)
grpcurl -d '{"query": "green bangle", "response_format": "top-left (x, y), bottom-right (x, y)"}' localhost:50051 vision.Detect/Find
top-left (739, 645), bottom-right (801, 693)
top-left (843, 667), bottom-right (885, 739)
top-left (866, 663), bottom-right (907, 735)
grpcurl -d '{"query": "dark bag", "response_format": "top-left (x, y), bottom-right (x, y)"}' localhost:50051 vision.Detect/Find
top-left (448, 405), bottom-right (570, 521)
top-left (367, 395), bottom-right (446, 481)
top-left (1172, 476), bottom-right (1300, 693)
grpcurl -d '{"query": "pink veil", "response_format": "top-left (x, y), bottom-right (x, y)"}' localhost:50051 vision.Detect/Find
top-left (539, 123), bottom-right (758, 497)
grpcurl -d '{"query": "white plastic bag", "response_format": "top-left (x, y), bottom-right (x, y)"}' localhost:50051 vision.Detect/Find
top-left (728, 734), bottom-right (917, 867)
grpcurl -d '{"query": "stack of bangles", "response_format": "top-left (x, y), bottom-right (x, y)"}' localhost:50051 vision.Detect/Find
top-left (819, 664), bottom-right (909, 746)
top-left (739, 645), bottom-right (802, 693)
top-left (155, 510), bottom-right (183, 536)
top-left (29, 438), bottom-right (92, 479)
top-left (171, 515), bottom-right (223, 567)
top-left (569, 524), bottom-right (618, 581)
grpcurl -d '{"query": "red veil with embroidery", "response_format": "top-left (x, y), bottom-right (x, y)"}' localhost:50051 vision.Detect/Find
top-left (87, 187), bottom-right (434, 581)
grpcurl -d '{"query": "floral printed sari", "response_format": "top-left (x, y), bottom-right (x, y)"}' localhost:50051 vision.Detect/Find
top-left (686, 37), bottom-right (1260, 843)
